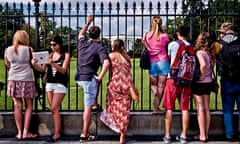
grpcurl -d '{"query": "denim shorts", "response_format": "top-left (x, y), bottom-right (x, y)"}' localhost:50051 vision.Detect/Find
top-left (76, 78), bottom-right (98, 106)
top-left (45, 83), bottom-right (67, 94)
top-left (149, 61), bottom-right (169, 77)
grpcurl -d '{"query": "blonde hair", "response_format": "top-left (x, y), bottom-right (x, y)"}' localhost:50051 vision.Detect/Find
top-left (12, 30), bottom-right (29, 54)
top-left (150, 16), bottom-right (163, 37)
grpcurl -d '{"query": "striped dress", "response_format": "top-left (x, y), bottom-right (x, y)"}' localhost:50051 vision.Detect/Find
top-left (100, 56), bottom-right (133, 133)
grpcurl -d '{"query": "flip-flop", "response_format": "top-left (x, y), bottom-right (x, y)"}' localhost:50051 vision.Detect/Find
top-left (193, 135), bottom-right (199, 140)
top-left (152, 110), bottom-right (165, 115)
top-left (15, 134), bottom-right (22, 141)
top-left (22, 133), bottom-right (38, 140)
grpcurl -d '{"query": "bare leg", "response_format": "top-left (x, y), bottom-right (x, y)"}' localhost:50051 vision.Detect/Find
top-left (157, 75), bottom-right (167, 108)
top-left (165, 110), bottom-right (172, 138)
top-left (203, 95), bottom-right (211, 140)
top-left (181, 110), bottom-right (189, 138)
top-left (13, 98), bottom-right (23, 139)
top-left (150, 76), bottom-right (160, 111)
top-left (93, 82), bottom-right (100, 106)
top-left (120, 132), bottom-right (125, 144)
top-left (22, 98), bottom-right (33, 137)
top-left (82, 105), bottom-right (92, 136)
top-left (194, 94), bottom-right (206, 140)
top-left (48, 92), bottom-right (65, 139)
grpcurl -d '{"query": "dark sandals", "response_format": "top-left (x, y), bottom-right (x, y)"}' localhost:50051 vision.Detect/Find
top-left (46, 135), bottom-right (61, 143)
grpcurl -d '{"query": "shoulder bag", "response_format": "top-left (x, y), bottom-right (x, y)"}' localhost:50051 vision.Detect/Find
top-left (140, 33), bottom-right (151, 70)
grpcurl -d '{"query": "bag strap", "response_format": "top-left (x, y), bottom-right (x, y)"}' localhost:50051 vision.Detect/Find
top-left (142, 32), bottom-right (150, 50)
top-left (29, 47), bottom-right (33, 68)
top-left (210, 59), bottom-right (217, 80)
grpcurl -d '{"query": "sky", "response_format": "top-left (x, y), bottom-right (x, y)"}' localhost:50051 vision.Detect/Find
top-left (0, 0), bottom-right (185, 36)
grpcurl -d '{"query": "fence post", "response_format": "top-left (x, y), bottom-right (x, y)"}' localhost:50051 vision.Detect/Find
top-left (189, 0), bottom-right (195, 42)
top-left (33, 0), bottom-right (41, 51)
top-left (32, 0), bottom-right (42, 111)
top-left (189, 0), bottom-right (195, 111)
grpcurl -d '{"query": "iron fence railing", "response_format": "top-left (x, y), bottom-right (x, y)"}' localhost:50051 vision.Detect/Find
top-left (0, 0), bottom-right (239, 111)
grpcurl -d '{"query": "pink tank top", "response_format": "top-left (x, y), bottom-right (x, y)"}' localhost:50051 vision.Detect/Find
top-left (144, 31), bottom-right (169, 62)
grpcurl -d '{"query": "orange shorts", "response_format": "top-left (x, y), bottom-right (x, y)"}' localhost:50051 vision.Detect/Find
top-left (163, 78), bottom-right (191, 111)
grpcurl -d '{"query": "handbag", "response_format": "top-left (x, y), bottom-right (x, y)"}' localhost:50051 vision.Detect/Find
top-left (140, 47), bottom-right (150, 69)
top-left (140, 33), bottom-right (151, 70)
top-left (211, 79), bottom-right (219, 94)
top-left (130, 86), bottom-right (139, 101)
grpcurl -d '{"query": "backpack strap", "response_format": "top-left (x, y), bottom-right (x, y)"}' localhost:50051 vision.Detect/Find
top-left (171, 41), bottom-right (186, 68)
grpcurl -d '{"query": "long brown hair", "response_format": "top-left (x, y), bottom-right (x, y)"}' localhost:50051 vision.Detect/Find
top-left (12, 30), bottom-right (29, 55)
top-left (195, 32), bottom-right (215, 62)
top-left (112, 39), bottom-right (130, 64)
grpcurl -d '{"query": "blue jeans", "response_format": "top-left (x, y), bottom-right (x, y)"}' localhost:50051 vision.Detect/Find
top-left (220, 77), bottom-right (240, 138)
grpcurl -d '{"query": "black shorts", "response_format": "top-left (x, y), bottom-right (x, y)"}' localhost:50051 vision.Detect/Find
top-left (191, 82), bottom-right (212, 95)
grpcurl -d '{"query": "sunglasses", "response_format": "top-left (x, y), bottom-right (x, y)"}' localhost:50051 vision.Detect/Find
top-left (218, 32), bottom-right (226, 35)
top-left (50, 43), bottom-right (56, 46)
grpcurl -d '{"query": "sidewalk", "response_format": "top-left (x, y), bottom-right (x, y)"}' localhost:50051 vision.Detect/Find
top-left (0, 136), bottom-right (239, 144)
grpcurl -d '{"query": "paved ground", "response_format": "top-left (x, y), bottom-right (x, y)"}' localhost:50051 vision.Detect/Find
top-left (0, 136), bottom-right (239, 144)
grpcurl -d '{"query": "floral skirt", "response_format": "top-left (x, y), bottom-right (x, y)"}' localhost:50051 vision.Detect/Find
top-left (7, 80), bottom-right (38, 99)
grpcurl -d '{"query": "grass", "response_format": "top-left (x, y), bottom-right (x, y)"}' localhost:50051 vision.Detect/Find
top-left (0, 58), bottom-right (224, 111)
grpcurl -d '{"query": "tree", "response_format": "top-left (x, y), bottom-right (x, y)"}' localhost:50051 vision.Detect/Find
top-left (0, 4), bottom-right (25, 58)
top-left (181, 0), bottom-right (240, 42)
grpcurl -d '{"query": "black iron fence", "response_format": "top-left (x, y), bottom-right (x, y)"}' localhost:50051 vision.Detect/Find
top-left (0, 0), bottom-right (239, 112)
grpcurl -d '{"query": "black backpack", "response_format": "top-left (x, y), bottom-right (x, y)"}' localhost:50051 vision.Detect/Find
top-left (219, 37), bottom-right (240, 82)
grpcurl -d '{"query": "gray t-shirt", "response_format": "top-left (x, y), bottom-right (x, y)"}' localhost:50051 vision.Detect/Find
top-left (5, 46), bottom-right (34, 81)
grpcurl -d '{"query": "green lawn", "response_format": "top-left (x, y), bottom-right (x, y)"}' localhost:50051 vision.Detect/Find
top-left (0, 58), bottom-right (223, 111)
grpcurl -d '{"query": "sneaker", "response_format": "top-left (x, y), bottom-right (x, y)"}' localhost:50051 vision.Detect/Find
top-left (79, 133), bottom-right (96, 143)
top-left (176, 135), bottom-right (187, 144)
top-left (163, 136), bottom-right (171, 144)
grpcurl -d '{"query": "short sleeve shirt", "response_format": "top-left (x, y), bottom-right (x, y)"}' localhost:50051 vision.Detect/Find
top-left (196, 50), bottom-right (213, 83)
top-left (75, 37), bottom-right (109, 81)
top-left (144, 32), bottom-right (169, 62)
top-left (168, 40), bottom-right (190, 66)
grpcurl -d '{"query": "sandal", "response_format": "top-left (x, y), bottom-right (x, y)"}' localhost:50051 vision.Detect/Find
top-left (15, 134), bottom-right (22, 141)
top-left (152, 109), bottom-right (165, 115)
top-left (22, 133), bottom-right (38, 140)
top-left (46, 135), bottom-right (61, 143)
top-left (193, 135), bottom-right (199, 140)
top-left (193, 135), bottom-right (208, 142)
